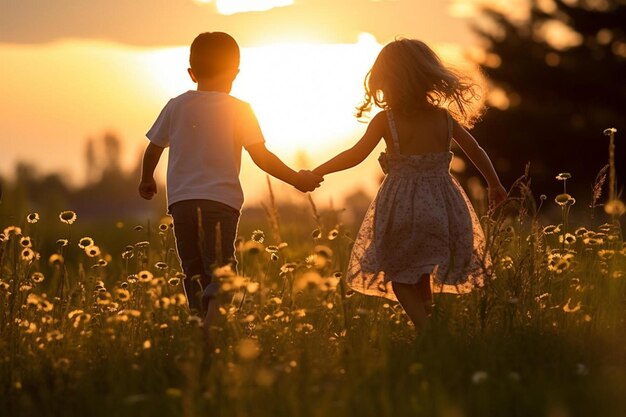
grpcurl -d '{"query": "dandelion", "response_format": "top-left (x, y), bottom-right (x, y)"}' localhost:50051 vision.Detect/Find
top-left (78, 237), bottom-right (94, 249)
top-left (31, 272), bottom-right (45, 283)
top-left (251, 230), bottom-right (265, 243)
top-left (26, 213), bottom-right (39, 224)
top-left (59, 211), bottom-right (77, 224)
top-left (85, 245), bottom-right (101, 258)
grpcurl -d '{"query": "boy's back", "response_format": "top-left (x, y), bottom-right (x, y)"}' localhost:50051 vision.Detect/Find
top-left (147, 90), bottom-right (264, 211)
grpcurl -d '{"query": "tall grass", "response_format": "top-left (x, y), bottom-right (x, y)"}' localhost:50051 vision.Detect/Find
top-left (1, 175), bottom-right (625, 417)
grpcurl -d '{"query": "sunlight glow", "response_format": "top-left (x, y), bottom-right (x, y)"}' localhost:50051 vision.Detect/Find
top-left (143, 34), bottom-right (382, 154)
top-left (193, 0), bottom-right (294, 15)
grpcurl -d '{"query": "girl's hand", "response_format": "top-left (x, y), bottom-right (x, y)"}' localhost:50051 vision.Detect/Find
top-left (294, 170), bottom-right (323, 193)
top-left (488, 184), bottom-right (507, 209)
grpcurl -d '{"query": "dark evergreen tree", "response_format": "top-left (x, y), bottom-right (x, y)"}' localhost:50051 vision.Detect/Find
top-left (471, 0), bottom-right (625, 200)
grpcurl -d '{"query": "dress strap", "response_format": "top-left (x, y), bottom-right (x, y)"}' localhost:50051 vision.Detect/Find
top-left (445, 111), bottom-right (453, 150)
top-left (386, 110), bottom-right (401, 153)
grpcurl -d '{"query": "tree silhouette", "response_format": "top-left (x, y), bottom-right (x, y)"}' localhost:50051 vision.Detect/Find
top-left (471, 0), bottom-right (625, 200)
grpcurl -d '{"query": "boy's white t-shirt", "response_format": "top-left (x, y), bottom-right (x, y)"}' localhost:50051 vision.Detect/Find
top-left (146, 91), bottom-right (265, 211)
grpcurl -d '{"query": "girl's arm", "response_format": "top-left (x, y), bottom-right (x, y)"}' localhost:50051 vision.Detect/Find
top-left (451, 121), bottom-right (507, 206)
top-left (313, 112), bottom-right (385, 176)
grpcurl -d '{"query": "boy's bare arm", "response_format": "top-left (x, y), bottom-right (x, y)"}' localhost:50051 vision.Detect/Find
top-left (139, 143), bottom-right (164, 200)
top-left (246, 143), bottom-right (322, 192)
top-left (312, 112), bottom-right (384, 176)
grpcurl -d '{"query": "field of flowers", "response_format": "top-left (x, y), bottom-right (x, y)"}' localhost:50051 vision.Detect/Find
top-left (1, 165), bottom-right (625, 417)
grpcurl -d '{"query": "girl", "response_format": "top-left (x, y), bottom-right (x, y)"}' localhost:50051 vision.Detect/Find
top-left (313, 39), bottom-right (507, 330)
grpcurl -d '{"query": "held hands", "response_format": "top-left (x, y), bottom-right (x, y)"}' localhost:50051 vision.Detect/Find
top-left (488, 183), bottom-right (508, 210)
top-left (138, 178), bottom-right (157, 200)
top-left (294, 170), bottom-right (324, 193)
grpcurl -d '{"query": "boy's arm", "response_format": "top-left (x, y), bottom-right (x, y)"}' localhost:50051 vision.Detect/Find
top-left (246, 144), bottom-right (323, 192)
top-left (451, 121), bottom-right (507, 206)
top-left (312, 112), bottom-right (385, 176)
top-left (139, 143), bottom-right (164, 200)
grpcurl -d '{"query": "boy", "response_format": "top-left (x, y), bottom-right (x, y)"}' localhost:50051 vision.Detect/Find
top-left (139, 32), bottom-right (322, 329)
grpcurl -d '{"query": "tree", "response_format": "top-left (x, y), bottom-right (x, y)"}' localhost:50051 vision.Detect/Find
top-left (471, 0), bottom-right (625, 200)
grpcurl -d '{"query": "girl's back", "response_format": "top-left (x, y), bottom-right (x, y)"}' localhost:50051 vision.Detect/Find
top-left (384, 108), bottom-right (450, 155)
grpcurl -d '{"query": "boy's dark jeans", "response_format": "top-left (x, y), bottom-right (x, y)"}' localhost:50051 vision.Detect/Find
top-left (169, 199), bottom-right (240, 313)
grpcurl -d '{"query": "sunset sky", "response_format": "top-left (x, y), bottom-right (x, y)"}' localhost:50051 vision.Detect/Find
top-left (0, 0), bottom-right (523, 205)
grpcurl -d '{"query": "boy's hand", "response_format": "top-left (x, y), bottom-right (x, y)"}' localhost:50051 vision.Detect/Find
top-left (294, 170), bottom-right (323, 193)
top-left (139, 178), bottom-right (157, 200)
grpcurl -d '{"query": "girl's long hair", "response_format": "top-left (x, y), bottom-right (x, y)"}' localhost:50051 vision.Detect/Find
top-left (357, 38), bottom-right (484, 127)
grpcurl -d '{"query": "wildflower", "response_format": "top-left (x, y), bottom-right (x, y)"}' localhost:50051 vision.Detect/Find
top-left (121, 250), bottom-right (134, 260)
top-left (85, 245), bottom-right (101, 258)
top-left (311, 228), bottom-right (322, 239)
top-left (540, 194), bottom-right (547, 201)
top-left (26, 213), bottom-right (40, 224)
top-left (48, 253), bottom-right (64, 266)
top-left (555, 193), bottom-right (575, 207)
top-left (574, 227), bottom-right (588, 237)
top-left (31, 272), bottom-right (45, 283)
top-left (265, 245), bottom-right (279, 253)
top-left (270, 253), bottom-right (279, 262)
top-left (114, 288), bottom-right (130, 302)
top-left (171, 293), bottom-right (186, 305)
top-left (543, 225), bottom-right (561, 235)
top-left (96, 259), bottom-right (108, 267)
top-left (127, 274), bottom-right (138, 284)
top-left (20, 236), bottom-right (32, 248)
top-left (328, 229), bottom-right (339, 240)
top-left (3, 226), bottom-right (22, 237)
top-left (280, 262), bottom-right (297, 275)
top-left (0, 233), bottom-right (6, 242)
top-left (559, 233), bottom-right (576, 245)
top-left (59, 211), bottom-right (77, 224)
top-left (155, 261), bottom-right (168, 270)
top-left (605, 199), bottom-right (626, 216)
top-left (597, 249), bottom-right (615, 260)
top-left (135, 241), bottom-right (150, 248)
top-left (167, 276), bottom-right (180, 286)
top-left (134, 225), bottom-right (143, 231)
top-left (563, 298), bottom-right (581, 313)
top-left (78, 237), bottom-right (94, 249)
top-left (0, 281), bottom-right (9, 291)
top-left (603, 127), bottom-right (617, 136)
top-left (251, 230), bottom-right (265, 243)
top-left (138, 270), bottom-right (153, 283)
top-left (555, 173), bottom-right (571, 181)
top-left (158, 223), bottom-right (169, 231)
top-left (583, 236), bottom-right (604, 246)
top-left (21, 248), bottom-right (36, 262)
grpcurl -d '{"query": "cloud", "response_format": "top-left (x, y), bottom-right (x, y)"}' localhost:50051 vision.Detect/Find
top-left (0, 0), bottom-right (472, 47)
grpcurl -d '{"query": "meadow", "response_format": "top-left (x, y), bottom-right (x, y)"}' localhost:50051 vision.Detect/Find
top-left (1, 161), bottom-right (625, 417)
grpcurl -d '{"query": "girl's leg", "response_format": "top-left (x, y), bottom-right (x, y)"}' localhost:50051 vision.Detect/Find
top-left (391, 280), bottom-right (430, 331)
top-left (415, 274), bottom-right (433, 316)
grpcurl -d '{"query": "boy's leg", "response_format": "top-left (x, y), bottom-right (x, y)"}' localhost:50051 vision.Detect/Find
top-left (170, 201), bottom-right (206, 313)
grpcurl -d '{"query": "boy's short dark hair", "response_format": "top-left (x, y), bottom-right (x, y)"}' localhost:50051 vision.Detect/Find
top-left (190, 32), bottom-right (240, 78)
